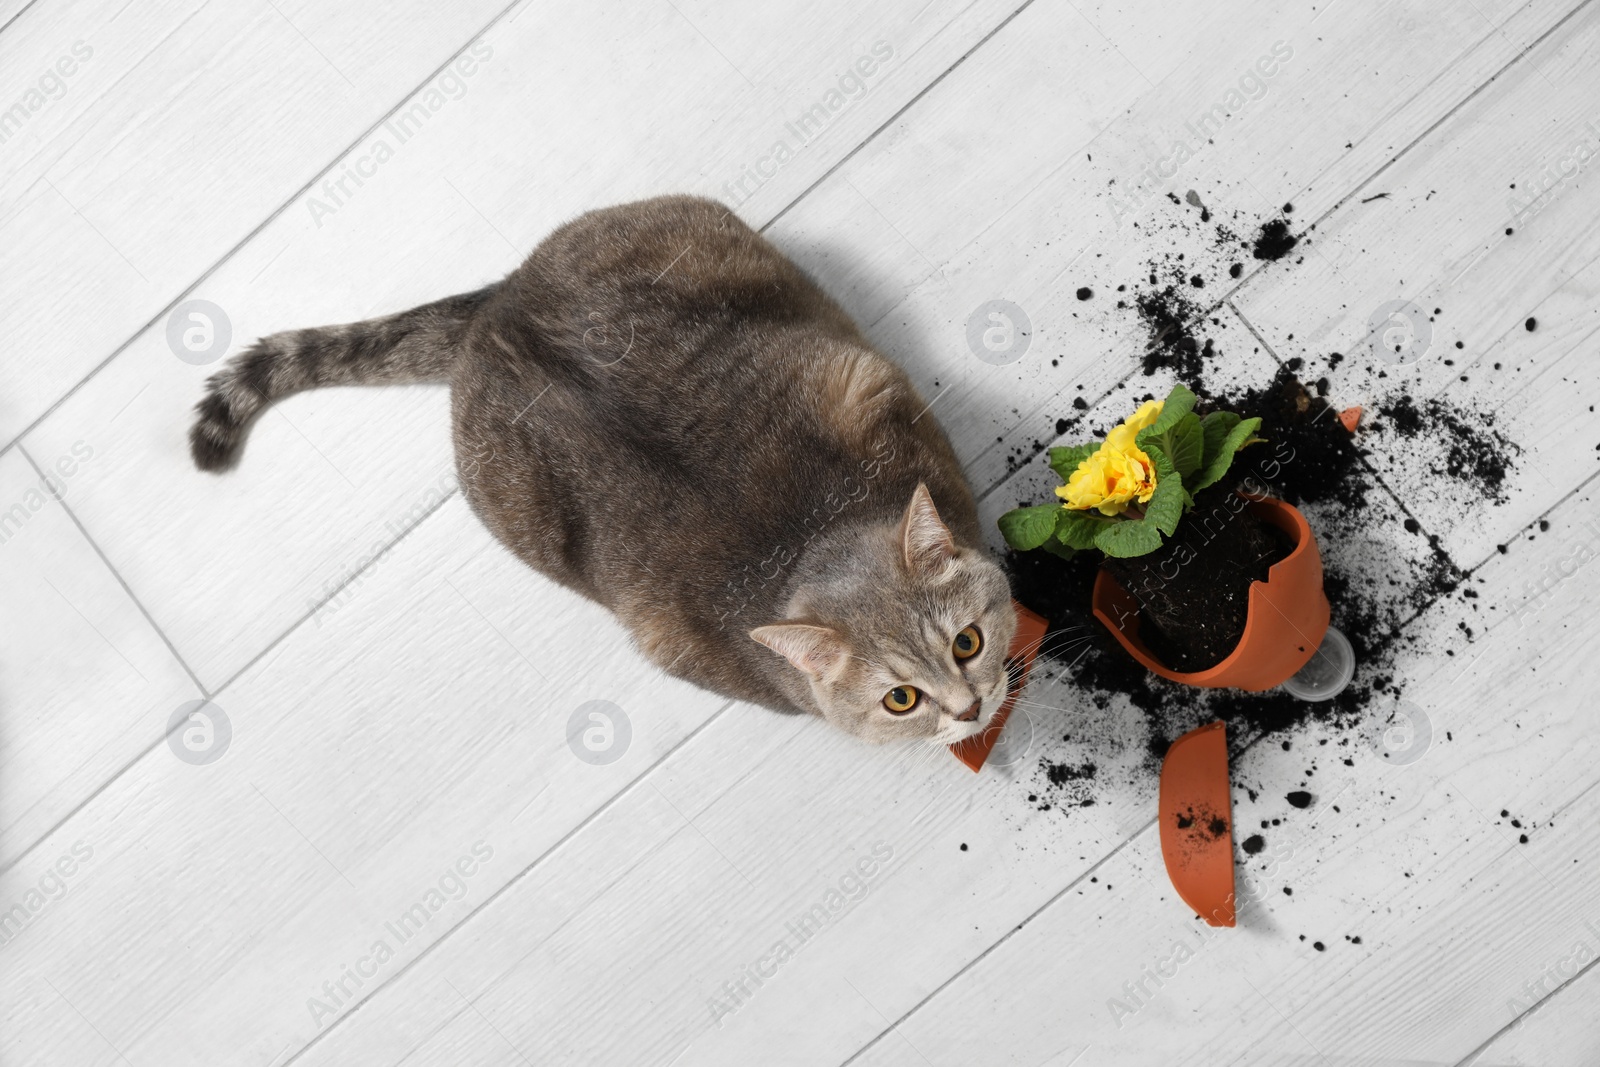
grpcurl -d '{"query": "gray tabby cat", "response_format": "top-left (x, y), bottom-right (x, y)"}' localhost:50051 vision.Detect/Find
top-left (191, 195), bottom-right (1016, 745)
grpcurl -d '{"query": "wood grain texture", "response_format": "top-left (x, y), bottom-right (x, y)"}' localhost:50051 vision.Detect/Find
top-left (774, 0), bottom-right (1589, 497)
top-left (0, 446), bottom-right (197, 871)
top-left (19, 0), bottom-right (1021, 689)
top-left (0, 0), bottom-right (510, 447)
top-left (0, 493), bottom-right (730, 1066)
top-left (284, 664), bottom-right (1177, 1067)
top-left (1469, 945), bottom-right (1600, 1065)
top-left (1233, 2), bottom-right (1600, 568)
top-left (3, 0), bottom-right (1597, 1064)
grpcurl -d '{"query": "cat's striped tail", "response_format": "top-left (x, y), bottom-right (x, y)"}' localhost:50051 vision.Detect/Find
top-left (189, 284), bottom-right (497, 471)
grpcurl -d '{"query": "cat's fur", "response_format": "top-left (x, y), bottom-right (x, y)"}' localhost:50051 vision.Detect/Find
top-left (191, 195), bottom-right (1015, 745)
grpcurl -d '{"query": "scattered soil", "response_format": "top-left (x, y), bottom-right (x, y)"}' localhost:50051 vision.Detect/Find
top-left (1026, 753), bottom-right (1099, 811)
top-left (1172, 805), bottom-right (1230, 841)
top-left (1136, 285), bottom-right (1210, 379)
top-left (1252, 217), bottom-right (1299, 260)
top-left (1376, 394), bottom-right (1516, 502)
top-left (999, 196), bottom-right (1521, 838)
top-left (1046, 760), bottom-right (1097, 787)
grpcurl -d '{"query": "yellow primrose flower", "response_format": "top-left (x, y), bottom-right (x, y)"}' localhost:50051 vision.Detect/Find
top-left (1105, 399), bottom-right (1164, 454)
top-left (1055, 399), bottom-right (1164, 516)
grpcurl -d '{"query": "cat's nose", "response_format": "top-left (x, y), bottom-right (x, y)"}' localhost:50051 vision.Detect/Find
top-left (955, 700), bottom-right (982, 723)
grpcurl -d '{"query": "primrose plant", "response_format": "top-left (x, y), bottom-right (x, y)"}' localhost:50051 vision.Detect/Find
top-left (998, 384), bottom-right (1262, 558)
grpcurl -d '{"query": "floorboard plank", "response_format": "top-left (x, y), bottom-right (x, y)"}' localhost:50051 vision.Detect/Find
top-left (1467, 948), bottom-right (1600, 1066)
top-left (0, 0), bottom-right (511, 448)
top-left (0, 445), bottom-right (197, 871)
top-left (0, 493), bottom-right (730, 1067)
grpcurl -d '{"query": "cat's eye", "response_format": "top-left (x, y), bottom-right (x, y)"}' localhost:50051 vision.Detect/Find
top-left (882, 686), bottom-right (920, 714)
top-left (952, 625), bottom-right (983, 661)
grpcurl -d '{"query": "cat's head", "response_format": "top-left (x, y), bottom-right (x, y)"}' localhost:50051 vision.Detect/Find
top-left (751, 483), bottom-right (1017, 745)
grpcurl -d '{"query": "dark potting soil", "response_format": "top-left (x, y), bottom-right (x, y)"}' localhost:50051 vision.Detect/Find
top-left (1136, 284), bottom-right (1212, 379)
top-left (1172, 805), bottom-right (1231, 842)
top-left (1252, 217), bottom-right (1299, 260)
top-left (1100, 481), bottom-right (1294, 672)
top-left (1026, 752), bottom-right (1099, 812)
top-left (1377, 393), bottom-right (1515, 502)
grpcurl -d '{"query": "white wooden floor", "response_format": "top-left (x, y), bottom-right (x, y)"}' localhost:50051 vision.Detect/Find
top-left (3, 0), bottom-right (1598, 1063)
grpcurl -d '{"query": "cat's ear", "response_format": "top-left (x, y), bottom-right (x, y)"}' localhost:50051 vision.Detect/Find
top-left (899, 482), bottom-right (957, 575)
top-left (749, 623), bottom-right (846, 678)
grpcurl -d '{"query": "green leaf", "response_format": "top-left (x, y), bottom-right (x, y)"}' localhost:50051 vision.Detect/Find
top-left (1143, 383), bottom-right (1197, 436)
top-left (1200, 411), bottom-right (1240, 468)
top-left (1048, 442), bottom-right (1099, 483)
top-left (1038, 536), bottom-right (1078, 561)
top-left (1137, 391), bottom-right (1204, 481)
top-left (997, 505), bottom-right (1062, 551)
top-left (1143, 447), bottom-right (1186, 536)
top-left (1167, 412), bottom-right (1204, 477)
top-left (1056, 507), bottom-right (1113, 550)
top-left (1191, 416), bottom-right (1263, 493)
top-left (1094, 516), bottom-right (1165, 558)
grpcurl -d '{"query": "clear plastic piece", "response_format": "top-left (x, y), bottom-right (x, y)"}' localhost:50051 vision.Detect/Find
top-left (1281, 625), bottom-right (1355, 701)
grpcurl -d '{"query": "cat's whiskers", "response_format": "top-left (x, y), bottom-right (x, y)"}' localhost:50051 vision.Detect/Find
top-left (1003, 696), bottom-right (1069, 718)
top-left (1035, 631), bottom-right (1094, 654)
top-left (901, 740), bottom-right (949, 779)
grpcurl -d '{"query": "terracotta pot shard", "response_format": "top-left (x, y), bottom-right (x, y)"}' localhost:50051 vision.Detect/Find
top-left (1159, 721), bottom-right (1236, 927)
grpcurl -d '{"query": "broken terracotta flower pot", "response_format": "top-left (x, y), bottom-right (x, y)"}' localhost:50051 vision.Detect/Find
top-left (1091, 496), bottom-right (1329, 691)
top-left (950, 602), bottom-right (1048, 772)
top-left (1159, 720), bottom-right (1236, 927)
